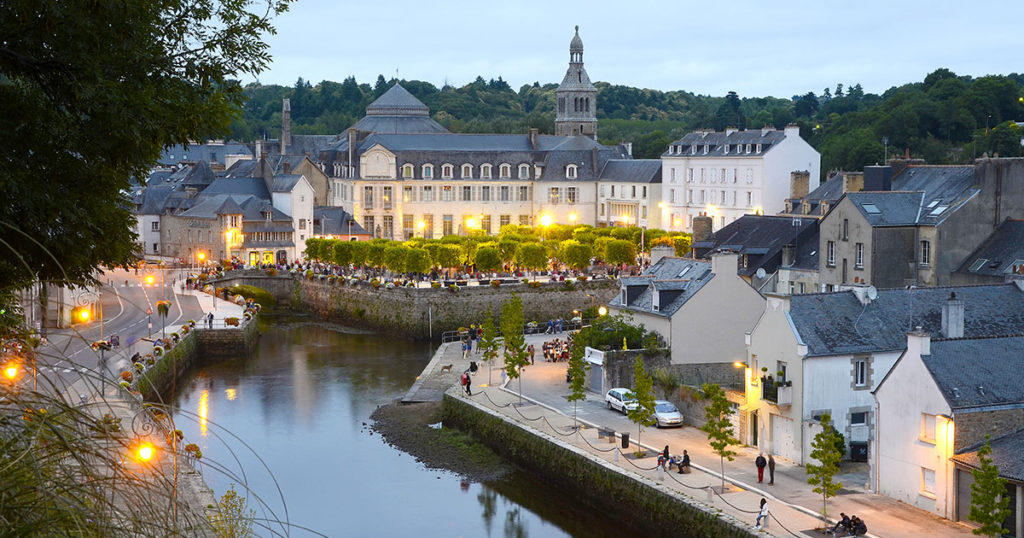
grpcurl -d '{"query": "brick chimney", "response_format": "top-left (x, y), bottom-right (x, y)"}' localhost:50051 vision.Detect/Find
top-left (781, 243), bottom-right (795, 267)
top-left (529, 128), bottom-right (539, 150)
top-left (692, 213), bottom-right (713, 243)
top-left (842, 172), bottom-right (864, 193)
top-left (941, 292), bottom-right (964, 338)
top-left (790, 171), bottom-right (810, 199)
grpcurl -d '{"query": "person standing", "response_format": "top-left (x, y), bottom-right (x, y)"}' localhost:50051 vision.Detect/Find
top-left (462, 370), bottom-right (472, 396)
top-left (754, 498), bottom-right (768, 529)
top-left (768, 454), bottom-right (776, 485)
top-left (755, 453), bottom-right (767, 483)
top-left (528, 344), bottom-right (535, 365)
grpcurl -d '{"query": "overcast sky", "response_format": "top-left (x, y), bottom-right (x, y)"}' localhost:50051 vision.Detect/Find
top-left (256, 0), bottom-right (1023, 99)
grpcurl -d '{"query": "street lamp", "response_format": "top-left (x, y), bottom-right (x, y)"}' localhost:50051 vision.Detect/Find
top-left (598, 306), bottom-right (607, 316)
top-left (3, 361), bottom-right (18, 381)
top-left (417, 220), bottom-right (426, 239)
top-left (539, 214), bottom-right (552, 228)
top-left (568, 213), bottom-right (577, 224)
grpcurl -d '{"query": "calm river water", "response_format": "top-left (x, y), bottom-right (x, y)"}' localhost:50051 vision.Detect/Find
top-left (171, 321), bottom-right (635, 537)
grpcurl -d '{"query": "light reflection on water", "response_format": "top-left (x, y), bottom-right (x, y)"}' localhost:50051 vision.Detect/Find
top-left (171, 322), bottom-right (633, 537)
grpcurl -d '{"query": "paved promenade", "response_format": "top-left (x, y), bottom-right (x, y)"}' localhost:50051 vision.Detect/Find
top-left (416, 334), bottom-right (974, 537)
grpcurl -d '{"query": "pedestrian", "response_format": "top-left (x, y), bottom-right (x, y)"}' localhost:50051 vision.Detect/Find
top-left (678, 450), bottom-right (691, 474)
top-left (754, 498), bottom-right (768, 529)
top-left (462, 370), bottom-right (472, 396)
top-left (755, 452), bottom-right (767, 483)
top-left (208, 312), bottom-right (214, 328)
top-left (657, 445), bottom-right (670, 471)
top-left (768, 454), bottom-right (776, 485)
top-left (528, 344), bottom-right (535, 365)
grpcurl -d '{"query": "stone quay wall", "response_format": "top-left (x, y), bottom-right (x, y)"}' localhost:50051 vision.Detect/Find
top-left (442, 393), bottom-right (754, 538)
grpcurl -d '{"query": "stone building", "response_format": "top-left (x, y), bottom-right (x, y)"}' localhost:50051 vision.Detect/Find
top-left (554, 26), bottom-right (597, 139)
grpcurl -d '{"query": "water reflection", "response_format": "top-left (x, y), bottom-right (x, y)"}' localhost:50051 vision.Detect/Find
top-left (198, 389), bottom-right (208, 436)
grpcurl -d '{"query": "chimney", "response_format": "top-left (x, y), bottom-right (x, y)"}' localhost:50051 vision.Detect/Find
top-left (528, 128), bottom-right (539, 150)
top-left (711, 251), bottom-right (739, 275)
top-left (790, 171), bottom-right (810, 199)
top-left (941, 292), bottom-right (964, 338)
top-left (347, 128), bottom-right (357, 173)
top-left (842, 172), bottom-right (864, 193)
top-left (784, 123), bottom-right (800, 138)
top-left (863, 165), bottom-right (893, 191)
top-left (255, 139), bottom-right (263, 159)
top-left (592, 148), bottom-right (599, 174)
top-left (282, 160), bottom-right (292, 174)
top-left (781, 243), bottom-right (795, 267)
top-left (850, 284), bottom-right (874, 306)
top-left (907, 327), bottom-right (931, 358)
top-left (692, 214), bottom-right (713, 243)
top-left (650, 245), bottom-right (674, 267)
top-left (281, 98), bottom-right (292, 156)
top-left (725, 127), bottom-right (737, 136)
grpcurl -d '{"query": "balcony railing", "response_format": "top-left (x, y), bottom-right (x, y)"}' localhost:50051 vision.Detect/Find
top-left (760, 378), bottom-right (792, 406)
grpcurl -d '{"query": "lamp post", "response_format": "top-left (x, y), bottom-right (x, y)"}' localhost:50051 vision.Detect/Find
top-left (146, 307), bottom-right (152, 338)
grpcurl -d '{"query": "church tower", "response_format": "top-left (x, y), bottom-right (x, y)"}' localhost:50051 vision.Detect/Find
top-left (555, 26), bottom-right (598, 139)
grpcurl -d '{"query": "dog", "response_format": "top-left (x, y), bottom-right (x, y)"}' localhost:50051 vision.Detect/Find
top-left (439, 364), bottom-right (453, 373)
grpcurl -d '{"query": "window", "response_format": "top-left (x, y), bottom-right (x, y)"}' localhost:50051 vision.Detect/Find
top-left (364, 216), bottom-right (375, 237)
top-left (827, 241), bottom-right (836, 267)
top-left (687, 168), bottom-right (693, 182)
top-left (854, 359), bottom-right (867, 387)
top-left (382, 215), bottom-right (393, 238)
top-left (703, 144), bottom-right (709, 154)
top-left (700, 190), bottom-right (706, 203)
top-left (631, 185), bottom-right (637, 198)
top-left (441, 164), bottom-right (453, 179)
top-left (421, 185), bottom-right (434, 202)
top-left (921, 468), bottom-right (936, 495)
top-left (442, 215), bottom-right (453, 236)
top-left (700, 169), bottom-right (705, 183)
top-left (442, 185), bottom-right (453, 201)
top-left (499, 164), bottom-right (511, 179)
top-left (481, 215), bottom-right (491, 234)
top-left (403, 186), bottom-right (414, 203)
top-left (755, 143), bottom-right (762, 153)
top-left (151, 221), bottom-right (160, 231)
top-left (687, 189), bottom-right (693, 203)
top-left (500, 186), bottom-right (510, 201)
top-left (462, 185), bottom-right (472, 201)
top-left (518, 186), bottom-right (530, 201)
top-left (850, 412), bottom-right (867, 425)
top-left (549, 187), bottom-right (560, 204)
top-left (299, 218), bottom-right (307, 230)
top-left (641, 206), bottom-right (647, 219)
top-left (855, 243), bottom-right (864, 268)
top-left (499, 215), bottom-right (510, 228)
top-left (611, 185), bottom-right (615, 197)
top-left (920, 240), bottom-right (931, 266)
top-left (422, 214), bottom-right (434, 238)
top-left (403, 215), bottom-right (414, 239)
top-left (799, 282), bottom-right (805, 294)
top-left (671, 168), bottom-right (676, 182)
top-left (363, 186), bottom-right (374, 209)
top-left (643, 186), bottom-right (647, 198)
top-left (518, 215), bottom-right (530, 226)
top-left (461, 164), bottom-right (473, 178)
top-left (720, 190), bottom-right (726, 205)
top-left (518, 164), bottom-right (530, 179)
top-left (567, 187), bottom-right (578, 203)
top-left (382, 186), bottom-right (392, 209)
top-left (842, 218), bottom-right (849, 240)
top-left (480, 164), bottom-right (492, 179)
top-left (920, 414), bottom-right (937, 443)
top-left (745, 144), bottom-right (751, 153)
top-left (566, 164), bottom-right (578, 179)
top-left (422, 164), bottom-right (433, 178)
top-left (402, 164), bottom-right (414, 178)
top-left (670, 189), bottom-right (676, 203)
top-left (691, 145), bottom-right (696, 155)
top-left (481, 186), bottom-right (491, 202)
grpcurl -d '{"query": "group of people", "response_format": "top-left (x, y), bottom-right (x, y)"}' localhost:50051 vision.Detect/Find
top-left (656, 445), bottom-right (691, 474)
top-left (831, 513), bottom-right (868, 537)
top-left (754, 452), bottom-right (776, 484)
top-left (538, 338), bottom-right (570, 363)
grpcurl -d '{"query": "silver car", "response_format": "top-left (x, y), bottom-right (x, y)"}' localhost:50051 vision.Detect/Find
top-left (653, 400), bottom-right (683, 428)
top-left (605, 388), bottom-right (638, 414)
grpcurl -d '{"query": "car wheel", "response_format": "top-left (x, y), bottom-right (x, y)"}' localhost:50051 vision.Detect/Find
top-left (607, 401), bottom-right (612, 410)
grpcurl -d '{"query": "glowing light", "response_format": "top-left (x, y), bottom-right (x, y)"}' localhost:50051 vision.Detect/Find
top-left (145, 275), bottom-right (155, 285)
top-left (466, 218), bottom-right (477, 229)
top-left (568, 213), bottom-right (577, 223)
top-left (76, 308), bottom-right (91, 322)
top-left (598, 306), bottom-right (607, 316)
top-left (733, 361), bottom-right (748, 369)
top-left (137, 443), bottom-right (154, 462)
top-left (657, 202), bottom-right (667, 209)
top-left (197, 252), bottom-right (206, 262)
top-left (199, 390), bottom-right (208, 436)
top-left (3, 363), bottom-right (18, 380)
top-left (540, 214), bottom-right (553, 227)
top-left (416, 220), bottom-right (425, 230)
top-left (225, 388), bottom-right (237, 401)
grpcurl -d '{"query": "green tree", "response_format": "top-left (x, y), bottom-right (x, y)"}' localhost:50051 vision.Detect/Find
top-left (500, 294), bottom-right (529, 404)
top-left (515, 243), bottom-right (548, 279)
top-left (303, 238), bottom-right (323, 260)
top-left (498, 238), bottom-right (520, 265)
top-left (969, 437), bottom-right (1011, 537)
top-left (700, 383), bottom-right (740, 492)
top-left (332, 241), bottom-right (353, 267)
top-left (566, 341), bottom-right (589, 441)
top-left (383, 245), bottom-right (409, 273)
top-left (560, 241), bottom-right (593, 272)
top-left (0, 0), bottom-right (291, 318)
top-left (366, 241), bottom-right (388, 268)
top-left (806, 412), bottom-right (844, 522)
top-left (626, 356), bottom-right (657, 453)
top-left (478, 305), bottom-right (501, 385)
top-left (605, 239), bottom-right (637, 266)
top-left (405, 248), bottom-right (432, 275)
top-left (349, 241), bottom-right (369, 268)
top-left (474, 247), bottom-right (502, 273)
top-left (207, 485), bottom-right (256, 538)
top-left (434, 244), bottom-right (462, 271)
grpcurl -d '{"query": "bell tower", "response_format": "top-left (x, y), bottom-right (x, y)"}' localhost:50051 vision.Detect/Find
top-left (555, 26), bottom-right (597, 139)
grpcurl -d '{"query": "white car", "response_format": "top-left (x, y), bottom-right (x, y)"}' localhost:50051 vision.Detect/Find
top-left (653, 400), bottom-right (683, 428)
top-left (605, 388), bottom-right (637, 414)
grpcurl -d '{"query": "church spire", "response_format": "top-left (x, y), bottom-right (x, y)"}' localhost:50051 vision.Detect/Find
top-left (555, 26), bottom-right (597, 139)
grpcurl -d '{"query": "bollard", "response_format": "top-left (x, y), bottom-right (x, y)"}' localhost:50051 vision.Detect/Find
top-left (657, 465), bottom-right (663, 481)
top-left (614, 445), bottom-right (619, 462)
top-left (706, 486), bottom-right (713, 503)
top-left (764, 514), bottom-right (770, 529)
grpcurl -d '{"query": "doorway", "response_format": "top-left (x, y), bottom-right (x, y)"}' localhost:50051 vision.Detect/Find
top-left (752, 411), bottom-right (759, 447)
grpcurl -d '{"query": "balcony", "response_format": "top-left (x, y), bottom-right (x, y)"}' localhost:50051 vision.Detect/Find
top-left (760, 378), bottom-right (792, 407)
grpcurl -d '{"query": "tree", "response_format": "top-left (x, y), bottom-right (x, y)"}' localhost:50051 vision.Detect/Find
top-left (474, 247), bottom-right (502, 273)
top-left (500, 294), bottom-right (529, 404)
top-left (478, 305), bottom-right (501, 385)
top-left (349, 241), bottom-right (369, 268)
top-left (806, 412), bottom-right (843, 523)
top-left (566, 341), bottom-right (589, 442)
top-left (561, 241), bottom-right (593, 272)
top-left (366, 241), bottom-right (388, 268)
top-left (515, 243), bottom-right (548, 279)
top-left (604, 239), bottom-right (636, 266)
top-left (405, 248), bottom-right (432, 275)
top-left (303, 238), bottom-right (323, 261)
top-left (0, 0), bottom-right (291, 320)
top-left (332, 241), bottom-right (353, 267)
top-left (700, 383), bottom-right (739, 492)
top-left (626, 356), bottom-right (657, 453)
top-left (383, 245), bottom-right (409, 273)
top-left (969, 437), bottom-right (1011, 537)
top-left (434, 244), bottom-right (462, 272)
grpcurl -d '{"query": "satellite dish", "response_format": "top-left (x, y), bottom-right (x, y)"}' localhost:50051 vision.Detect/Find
top-left (867, 286), bottom-right (878, 301)
top-left (755, 268), bottom-right (767, 279)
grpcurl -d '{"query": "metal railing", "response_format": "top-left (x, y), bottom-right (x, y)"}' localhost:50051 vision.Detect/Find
top-left (439, 318), bottom-right (592, 343)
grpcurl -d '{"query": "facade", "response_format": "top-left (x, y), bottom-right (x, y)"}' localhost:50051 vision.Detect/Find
top-left (875, 330), bottom-right (1024, 535)
top-left (554, 26), bottom-right (597, 139)
top-left (661, 126), bottom-right (820, 234)
top-left (954, 218), bottom-right (1024, 284)
top-left (596, 160), bottom-right (663, 229)
top-left (742, 283), bottom-right (1024, 465)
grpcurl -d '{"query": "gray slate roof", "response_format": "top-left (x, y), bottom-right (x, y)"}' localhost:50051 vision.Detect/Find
top-left (842, 165), bottom-right (978, 227)
top-left (202, 177), bottom-right (271, 199)
top-left (806, 172), bottom-right (846, 203)
top-left (272, 174), bottom-right (303, 193)
top-left (159, 141), bottom-right (251, 166)
top-left (664, 129), bottom-right (787, 158)
top-left (313, 206), bottom-right (370, 236)
top-left (598, 160), bottom-right (662, 183)
top-left (608, 257), bottom-right (714, 317)
top-left (693, 215), bottom-right (818, 277)
top-left (922, 336), bottom-right (1024, 410)
top-left (789, 284), bottom-right (1024, 357)
top-left (347, 84), bottom-right (449, 135)
top-left (845, 191), bottom-right (925, 226)
top-left (953, 427), bottom-right (1024, 482)
top-left (957, 219), bottom-right (1024, 277)
top-left (366, 84), bottom-right (430, 116)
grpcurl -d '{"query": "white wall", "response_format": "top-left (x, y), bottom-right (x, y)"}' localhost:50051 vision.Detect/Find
top-left (761, 131), bottom-right (821, 215)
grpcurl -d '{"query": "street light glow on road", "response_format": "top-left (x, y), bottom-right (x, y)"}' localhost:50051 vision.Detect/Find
top-left (145, 275), bottom-right (155, 285)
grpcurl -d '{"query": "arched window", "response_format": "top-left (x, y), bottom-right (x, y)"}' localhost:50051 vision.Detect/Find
top-left (402, 164), bottom-right (414, 179)
top-left (566, 164), bottom-right (578, 179)
top-left (422, 164), bottom-right (434, 179)
top-left (499, 163), bottom-right (512, 179)
top-left (518, 164), bottom-right (530, 179)
top-left (461, 164), bottom-right (473, 179)
top-left (480, 164), bottom-right (492, 179)
top-left (441, 164), bottom-right (453, 179)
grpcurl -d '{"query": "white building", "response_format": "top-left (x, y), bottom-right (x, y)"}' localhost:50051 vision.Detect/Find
top-left (661, 126), bottom-right (820, 234)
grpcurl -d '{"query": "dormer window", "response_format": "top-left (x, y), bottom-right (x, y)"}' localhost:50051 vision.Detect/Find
top-left (566, 164), bottom-right (578, 179)
top-left (703, 145), bottom-right (709, 154)
top-left (745, 144), bottom-right (752, 153)
top-left (518, 164), bottom-right (530, 179)
top-left (499, 163), bottom-right (511, 179)
top-left (461, 164), bottom-right (473, 179)
top-left (422, 164), bottom-right (433, 178)
top-left (723, 145), bottom-right (729, 155)
top-left (402, 164), bottom-right (414, 178)
top-left (691, 145), bottom-right (697, 155)
top-left (756, 143), bottom-right (762, 153)
top-left (333, 162), bottom-right (342, 176)
top-left (441, 164), bottom-right (453, 179)
top-left (480, 164), bottom-right (492, 179)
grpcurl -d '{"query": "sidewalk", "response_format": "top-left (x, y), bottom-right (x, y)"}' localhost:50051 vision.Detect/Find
top-left (460, 345), bottom-right (973, 537)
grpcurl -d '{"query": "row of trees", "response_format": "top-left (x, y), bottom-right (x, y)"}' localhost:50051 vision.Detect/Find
top-left (302, 224), bottom-right (692, 274)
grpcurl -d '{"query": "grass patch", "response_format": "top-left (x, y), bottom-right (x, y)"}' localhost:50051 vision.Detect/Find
top-left (226, 284), bottom-right (277, 310)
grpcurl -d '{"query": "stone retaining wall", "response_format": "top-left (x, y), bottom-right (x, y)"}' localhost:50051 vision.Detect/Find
top-left (441, 393), bottom-right (754, 538)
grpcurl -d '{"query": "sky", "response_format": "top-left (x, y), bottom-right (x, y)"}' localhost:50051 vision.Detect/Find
top-left (256, 0), bottom-right (1023, 99)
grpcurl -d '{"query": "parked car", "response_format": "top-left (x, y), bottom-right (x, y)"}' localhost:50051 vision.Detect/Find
top-left (605, 388), bottom-right (637, 414)
top-left (653, 400), bottom-right (683, 428)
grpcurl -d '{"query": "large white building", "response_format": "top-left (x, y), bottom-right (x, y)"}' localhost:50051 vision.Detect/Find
top-left (661, 126), bottom-right (820, 234)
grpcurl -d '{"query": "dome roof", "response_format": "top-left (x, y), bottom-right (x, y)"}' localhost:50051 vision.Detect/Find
top-left (569, 26), bottom-right (583, 53)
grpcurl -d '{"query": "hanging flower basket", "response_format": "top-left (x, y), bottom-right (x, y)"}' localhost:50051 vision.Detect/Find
top-left (153, 346), bottom-right (164, 356)
top-left (431, 281), bottom-right (441, 289)
top-left (91, 340), bottom-right (111, 351)
top-left (224, 317), bottom-right (240, 327)
top-left (120, 371), bottom-right (133, 383)
top-left (144, 354), bottom-right (155, 366)
top-left (188, 320), bottom-right (196, 327)
top-left (243, 313), bottom-right (252, 321)
top-left (119, 380), bottom-right (131, 389)
top-left (185, 443), bottom-right (203, 460)
top-left (233, 295), bottom-right (245, 305)
top-left (170, 332), bottom-right (180, 343)
top-left (265, 268), bottom-right (278, 276)
top-left (490, 280), bottom-right (501, 287)
top-left (155, 300), bottom-right (172, 317)
top-left (133, 362), bottom-right (144, 372)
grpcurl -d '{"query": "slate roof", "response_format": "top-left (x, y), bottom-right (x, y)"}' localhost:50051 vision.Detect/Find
top-left (271, 174), bottom-right (303, 193)
top-left (598, 160), bottom-right (662, 183)
top-left (845, 191), bottom-right (925, 226)
top-left (789, 284), bottom-right (1024, 357)
top-left (841, 165), bottom-right (978, 227)
top-left (313, 206), bottom-right (370, 236)
top-left (953, 427), bottom-right (1024, 482)
top-left (806, 172), bottom-right (846, 203)
top-left (921, 335), bottom-right (1024, 410)
top-left (607, 257), bottom-right (715, 317)
top-left (956, 219), bottom-right (1024, 277)
top-left (158, 141), bottom-right (251, 166)
top-left (663, 129), bottom-right (788, 158)
top-left (135, 162), bottom-right (217, 215)
top-left (345, 84), bottom-right (449, 135)
top-left (366, 84), bottom-right (430, 116)
top-left (201, 177), bottom-right (271, 199)
top-left (693, 215), bottom-right (819, 277)
top-left (286, 135), bottom-right (338, 157)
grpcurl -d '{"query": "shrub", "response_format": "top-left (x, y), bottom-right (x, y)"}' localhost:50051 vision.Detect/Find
top-left (490, 279), bottom-right (501, 288)
top-left (370, 278), bottom-right (380, 289)
top-left (522, 278), bottom-right (530, 284)
top-left (224, 317), bottom-right (240, 327)
top-left (448, 284), bottom-right (459, 292)
top-left (562, 280), bottom-right (575, 291)
top-left (577, 275), bottom-right (588, 282)
top-left (528, 281), bottom-right (541, 288)
top-left (225, 285), bottom-right (276, 310)
top-left (265, 268), bottom-right (278, 276)
top-left (431, 281), bottom-right (441, 289)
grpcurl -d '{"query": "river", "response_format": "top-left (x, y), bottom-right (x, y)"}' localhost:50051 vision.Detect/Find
top-left (171, 320), bottom-right (635, 537)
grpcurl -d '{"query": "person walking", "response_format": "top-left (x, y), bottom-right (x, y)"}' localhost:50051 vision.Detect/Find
top-left (768, 454), bottom-right (776, 485)
top-left (528, 344), bottom-right (535, 365)
top-left (755, 452), bottom-right (767, 483)
top-left (754, 498), bottom-right (768, 529)
top-left (462, 370), bottom-right (472, 396)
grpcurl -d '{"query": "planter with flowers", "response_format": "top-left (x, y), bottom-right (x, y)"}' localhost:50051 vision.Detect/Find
top-left (431, 281), bottom-right (441, 289)
top-left (153, 346), bottom-right (164, 357)
top-left (490, 279), bottom-right (501, 288)
top-left (224, 317), bottom-right (240, 327)
top-left (120, 371), bottom-right (134, 383)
